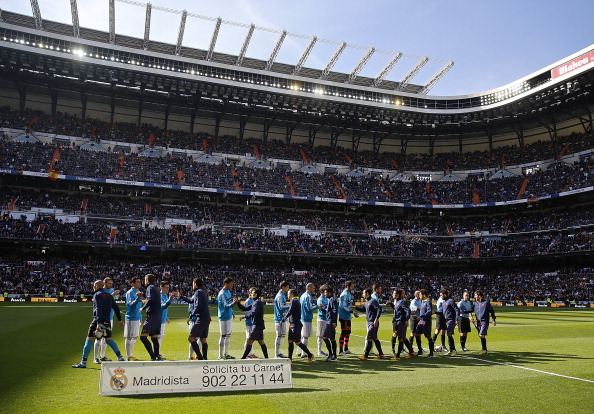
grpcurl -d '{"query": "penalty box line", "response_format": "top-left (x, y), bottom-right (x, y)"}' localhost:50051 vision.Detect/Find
top-left (350, 334), bottom-right (594, 384)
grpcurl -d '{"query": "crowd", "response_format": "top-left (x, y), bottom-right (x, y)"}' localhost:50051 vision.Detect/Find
top-left (2, 106), bottom-right (593, 172)
top-left (0, 254), bottom-right (591, 302)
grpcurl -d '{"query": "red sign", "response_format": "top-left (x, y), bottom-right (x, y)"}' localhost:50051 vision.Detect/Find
top-left (551, 49), bottom-right (594, 79)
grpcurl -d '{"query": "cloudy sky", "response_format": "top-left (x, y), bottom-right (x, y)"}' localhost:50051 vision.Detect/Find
top-left (3, 0), bottom-right (592, 96)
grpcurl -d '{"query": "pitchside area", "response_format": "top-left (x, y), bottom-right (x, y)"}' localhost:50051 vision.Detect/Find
top-left (1, 303), bottom-right (593, 413)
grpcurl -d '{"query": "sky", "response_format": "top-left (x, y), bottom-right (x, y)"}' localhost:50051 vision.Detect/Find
top-left (2, 0), bottom-right (592, 96)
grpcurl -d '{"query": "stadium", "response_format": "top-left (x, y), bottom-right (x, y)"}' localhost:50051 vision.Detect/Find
top-left (0, 0), bottom-right (593, 412)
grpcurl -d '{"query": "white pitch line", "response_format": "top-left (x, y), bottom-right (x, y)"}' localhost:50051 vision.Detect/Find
top-left (349, 333), bottom-right (594, 384)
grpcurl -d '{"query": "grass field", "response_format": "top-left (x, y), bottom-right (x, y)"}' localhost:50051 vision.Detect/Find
top-left (1, 303), bottom-right (593, 413)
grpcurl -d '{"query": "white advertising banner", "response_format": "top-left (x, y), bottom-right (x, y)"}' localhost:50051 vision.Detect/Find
top-left (99, 359), bottom-right (292, 396)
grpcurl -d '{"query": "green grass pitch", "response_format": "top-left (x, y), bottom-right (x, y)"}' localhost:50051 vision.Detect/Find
top-left (1, 303), bottom-right (593, 413)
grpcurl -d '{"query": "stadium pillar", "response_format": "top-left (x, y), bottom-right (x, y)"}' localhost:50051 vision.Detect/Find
top-left (330, 126), bottom-right (346, 149)
top-left (286, 122), bottom-right (299, 144)
top-left (239, 115), bottom-right (249, 140)
top-left (308, 124), bottom-right (323, 147)
top-left (262, 118), bottom-right (275, 143)
top-left (214, 113), bottom-right (224, 139)
top-left (16, 81), bottom-right (27, 113)
top-left (512, 123), bottom-right (524, 148)
top-left (50, 88), bottom-right (58, 117)
top-left (164, 100), bottom-right (171, 131)
top-left (80, 93), bottom-right (87, 121)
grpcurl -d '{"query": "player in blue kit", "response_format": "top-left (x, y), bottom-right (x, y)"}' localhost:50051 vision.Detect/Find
top-left (72, 280), bottom-right (125, 368)
top-left (389, 289), bottom-right (416, 360)
top-left (414, 289), bottom-right (435, 358)
top-left (322, 286), bottom-right (339, 362)
top-left (241, 287), bottom-right (258, 358)
top-left (442, 289), bottom-right (460, 356)
top-left (180, 278), bottom-right (211, 360)
top-left (124, 276), bottom-right (143, 361)
top-left (338, 280), bottom-right (358, 355)
top-left (139, 273), bottom-right (163, 361)
top-left (316, 284), bottom-right (329, 357)
top-left (298, 283), bottom-right (318, 358)
top-left (274, 281), bottom-right (290, 358)
top-left (470, 290), bottom-right (497, 355)
top-left (157, 280), bottom-right (173, 360)
top-left (282, 289), bottom-right (314, 363)
top-left (357, 288), bottom-right (385, 360)
top-left (217, 277), bottom-right (238, 360)
top-left (457, 291), bottom-right (473, 351)
top-left (432, 293), bottom-right (447, 352)
top-left (238, 287), bottom-right (269, 359)
top-left (95, 277), bottom-right (120, 363)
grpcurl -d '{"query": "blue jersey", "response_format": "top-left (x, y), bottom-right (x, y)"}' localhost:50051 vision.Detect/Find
top-left (183, 289), bottom-right (210, 323)
top-left (443, 298), bottom-right (460, 322)
top-left (105, 287), bottom-right (115, 320)
top-left (92, 288), bottom-right (121, 323)
top-left (242, 297), bottom-right (254, 327)
top-left (473, 300), bottom-right (496, 324)
top-left (285, 298), bottom-right (302, 325)
top-left (436, 297), bottom-right (444, 314)
top-left (458, 300), bottom-right (472, 318)
top-left (238, 298), bottom-right (265, 328)
top-left (393, 299), bottom-right (410, 323)
top-left (300, 291), bottom-right (318, 323)
top-left (317, 295), bottom-right (328, 321)
top-left (419, 299), bottom-right (433, 323)
top-left (274, 290), bottom-right (289, 323)
top-left (125, 288), bottom-right (142, 321)
top-left (217, 288), bottom-right (234, 321)
top-left (325, 296), bottom-right (338, 325)
top-left (371, 292), bottom-right (381, 303)
top-left (410, 299), bottom-right (422, 318)
top-left (364, 298), bottom-right (382, 323)
top-left (161, 292), bottom-right (172, 324)
top-left (141, 283), bottom-right (162, 318)
top-left (338, 289), bottom-right (354, 320)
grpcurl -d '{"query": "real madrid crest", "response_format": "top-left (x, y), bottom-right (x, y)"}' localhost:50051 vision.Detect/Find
top-left (110, 367), bottom-right (128, 391)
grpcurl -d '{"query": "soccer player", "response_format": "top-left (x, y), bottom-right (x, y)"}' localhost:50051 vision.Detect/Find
top-left (238, 287), bottom-right (269, 359)
top-left (299, 283), bottom-right (318, 357)
top-left (389, 289), bottom-right (416, 360)
top-left (357, 288), bottom-right (385, 360)
top-left (283, 289), bottom-right (314, 362)
top-left (95, 277), bottom-right (120, 363)
top-left (139, 273), bottom-right (163, 361)
top-left (274, 280), bottom-right (290, 358)
top-left (72, 280), bottom-right (125, 368)
top-left (457, 291), bottom-right (473, 351)
top-left (322, 286), bottom-right (339, 362)
top-left (432, 291), bottom-right (447, 352)
top-left (316, 284), bottom-right (329, 357)
top-left (240, 287), bottom-right (258, 358)
top-left (442, 289), bottom-right (460, 356)
top-left (365, 283), bottom-right (383, 356)
top-left (338, 280), bottom-right (357, 355)
top-left (157, 280), bottom-right (173, 359)
top-left (409, 290), bottom-right (423, 354)
top-left (217, 277), bottom-right (238, 360)
top-left (124, 276), bottom-right (143, 361)
top-left (414, 289), bottom-right (435, 358)
top-left (470, 290), bottom-right (497, 355)
top-left (184, 278), bottom-right (211, 360)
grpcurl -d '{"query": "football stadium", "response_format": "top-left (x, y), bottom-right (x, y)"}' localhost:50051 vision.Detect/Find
top-left (1, 1), bottom-right (593, 412)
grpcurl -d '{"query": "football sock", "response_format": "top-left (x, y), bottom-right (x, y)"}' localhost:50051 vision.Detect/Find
top-left (396, 342), bottom-right (404, 357)
top-left (431, 333), bottom-right (438, 343)
top-left (106, 339), bottom-right (123, 358)
top-left (364, 341), bottom-right (373, 358)
top-left (158, 335), bottom-right (163, 348)
top-left (448, 336), bottom-right (456, 351)
top-left (288, 342), bottom-right (295, 360)
top-left (324, 339), bottom-right (332, 355)
top-left (374, 340), bottom-right (384, 356)
top-left (100, 339), bottom-right (107, 358)
top-left (224, 335), bottom-right (231, 356)
top-left (481, 337), bottom-right (487, 351)
top-left (415, 335), bottom-right (422, 351)
top-left (298, 343), bottom-right (313, 358)
top-left (94, 340), bottom-right (101, 360)
top-left (317, 337), bottom-right (324, 355)
top-left (82, 339), bottom-right (93, 361)
top-left (331, 340), bottom-right (337, 357)
top-left (404, 338), bottom-right (414, 354)
top-left (202, 343), bottom-right (208, 360)
top-left (219, 336), bottom-right (225, 358)
top-left (125, 339), bottom-right (132, 359)
top-left (391, 336), bottom-right (397, 352)
top-left (427, 336), bottom-right (435, 354)
top-left (190, 341), bottom-right (204, 360)
top-left (460, 336), bottom-right (467, 348)
top-left (339, 335), bottom-right (345, 353)
top-left (241, 344), bottom-right (252, 360)
top-left (151, 337), bottom-right (160, 358)
top-left (275, 335), bottom-right (285, 356)
top-left (188, 343), bottom-right (195, 359)
top-left (344, 332), bottom-right (350, 351)
top-left (441, 334), bottom-right (446, 347)
top-left (260, 344), bottom-right (269, 359)
top-left (140, 336), bottom-right (155, 360)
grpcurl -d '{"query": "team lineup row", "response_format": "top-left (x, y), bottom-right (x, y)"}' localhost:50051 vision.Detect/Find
top-left (71, 275), bottom-right (497, 368)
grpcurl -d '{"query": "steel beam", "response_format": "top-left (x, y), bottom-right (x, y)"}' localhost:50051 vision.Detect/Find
top-left (397, 56), bottom-right (428, 91)
top-left (293, 36), bottom-right (317, 75)
top-left (30, 0), bottom-right (43, 30)
top-left (420, 60), bottom-right (454, 94)
top-left (70, 0), bottom-right (80, 37)
top-left (264, 30), bottom-right (287, 71)
top-left (372, 52), bottom-right (401, 88)
top-left (347, 47), bottom-right (375, 83)
top-left (206, 17), bottom-right (222, 61)
top-left (236, 24), bottom-right (255, 66)
top-left (143, 3), bottom-right (152, 50)
top-left (320, 42), bottom-right (346, 80)
top-left (175, 10), bottom-right (187, 55)
top-left (109, 0), bottom-right (115, 44)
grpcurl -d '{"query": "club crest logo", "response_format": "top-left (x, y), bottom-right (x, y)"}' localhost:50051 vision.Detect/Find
top-left (110, 367), bottom-right (128, 391)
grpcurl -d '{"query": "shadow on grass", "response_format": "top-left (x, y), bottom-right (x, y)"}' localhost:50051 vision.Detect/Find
top-left (114, 386), bottom-right (330, 399)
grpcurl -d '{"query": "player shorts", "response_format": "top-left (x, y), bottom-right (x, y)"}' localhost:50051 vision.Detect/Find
top-left (190, 319), bottom-right (211, 339)
top-left (415, 320), bottom-right (432, 336)
top-left (219, 319), bottom-right (233, 336)
top-left (478, 322), bottom-right (489, 336)
top-left (409, 316), bottom-right (420, 333)
top-left (339, 318), bottom-right (352, 331)
top-left (323, 323), bottom-right (336, 339)
top-left (124, 319), bottom-right (141, 339)
top-left (366, 323), bottom-right (379, 340)
top-left (288, 323), bottom-right (303, 342)
top-left (87, 320), bottom-right (113, 339)
top-left (141, 314), bottom-right (161, 336)
top-left (435, 313), bottom-right (446, 331)
top-left (245, 325), bottom-right (252, 339)
top-left (275, 320), bottom-right (288, 337)
top-left (301, 321), bottom-right (313, 338)
top-left (458, 317), bottom-right (471, 333)
top-left (445, 320), bottom-right (456, 335)
top-left (248, 325), bottom-right (264, 341)
top-left (316, 319), bottom-right (328, 337)
top-left (392, 321), bottom-right (407, 338)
